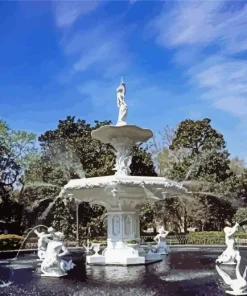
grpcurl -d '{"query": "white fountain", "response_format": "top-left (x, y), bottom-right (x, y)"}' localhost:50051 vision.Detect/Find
top-left (216, 222), bottom-right (239, 265)
top-left (216, 251), bottom-right (247, 295)
top-left (60, 78), bottom-right (189, 266)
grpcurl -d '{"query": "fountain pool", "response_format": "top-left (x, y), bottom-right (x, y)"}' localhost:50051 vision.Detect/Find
top-left (0, 247), bottom-right (245, 296)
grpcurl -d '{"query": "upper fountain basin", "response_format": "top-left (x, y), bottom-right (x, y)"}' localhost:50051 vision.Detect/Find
top-left (60, 175), bottom-right (190, 209)
top-left (91, 125), bottom-right (153, 144)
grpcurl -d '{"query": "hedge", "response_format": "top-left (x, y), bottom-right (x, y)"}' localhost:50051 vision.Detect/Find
top-left (176, 231), bottom-right (247, 245)
top-left (0, 234), bottom-right (24, 251)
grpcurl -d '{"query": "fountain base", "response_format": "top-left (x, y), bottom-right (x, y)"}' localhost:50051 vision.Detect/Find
top-left (145, 252), bottom-right (162, 261)
top-left (86, 256), bottom-right (161, 266)
top-left (41, 273), bottom-right (67, 278)
top-left (87, 255), bottom-right (105, 265)
top-left (86, 248), bottom-right (162, 266)
top-left (226, 291), bottom-right (247, 295)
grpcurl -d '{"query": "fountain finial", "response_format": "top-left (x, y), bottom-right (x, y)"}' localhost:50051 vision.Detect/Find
top-left (116, 78), bottom-right (127, 126)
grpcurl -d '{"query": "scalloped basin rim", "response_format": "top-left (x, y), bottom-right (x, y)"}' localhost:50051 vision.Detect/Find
top-left (64, 175), bottom-right (186, 190)
top-left (91, 125), bottom-right (153, 143)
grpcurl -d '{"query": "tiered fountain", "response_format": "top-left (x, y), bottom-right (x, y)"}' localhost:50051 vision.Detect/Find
top-left (60, 78), bottom-right (189, 266)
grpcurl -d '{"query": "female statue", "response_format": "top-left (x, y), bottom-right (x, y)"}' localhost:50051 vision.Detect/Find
top-left (216, 222), bottom-right (239, 265)
top-left (116, 78), bottom-right (128, 126)
top-left (153, 226), bottom-right (170, 255)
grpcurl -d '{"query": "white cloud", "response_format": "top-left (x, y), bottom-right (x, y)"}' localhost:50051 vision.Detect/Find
top-left (57, 16), bottom-right (131, 78)
top-left (148, 0), bottom-right (247, 120)
top-left (151, 0), bottom-right (247, 55)
top-left (53, 0), bottom-right (100, 28)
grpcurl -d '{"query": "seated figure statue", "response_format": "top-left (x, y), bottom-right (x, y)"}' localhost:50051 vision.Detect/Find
top-left (153, 226), bottom-right (170, 255)
top-left (216, 222), bottom-right (239, 265)
top-left (41, 231), bottom-right (75, 277)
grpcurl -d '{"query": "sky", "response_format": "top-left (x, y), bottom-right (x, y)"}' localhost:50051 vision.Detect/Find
top-left (1, 0), bottom-right (247, 160)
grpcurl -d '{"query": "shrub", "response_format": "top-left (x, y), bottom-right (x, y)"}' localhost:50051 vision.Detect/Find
top-left (127, 240), bottom-right (138, 244)
top-left (91, 239), bottom-right (106, 244)
top-left (0, 234), bottom-right (24, 251)
top-left (187, 231), bottom-right (247, 245)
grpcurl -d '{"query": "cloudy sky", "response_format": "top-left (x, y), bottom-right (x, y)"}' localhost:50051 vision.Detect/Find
top-left (1, 0), bottom-right (247, 159)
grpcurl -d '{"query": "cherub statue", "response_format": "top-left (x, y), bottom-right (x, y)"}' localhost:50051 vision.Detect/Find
top-left (116, 77), bottom-right (128, 126)
top-left (34, 227), bottom-right (54, 260)
top-left (41, 231), bottom-right (75, 277)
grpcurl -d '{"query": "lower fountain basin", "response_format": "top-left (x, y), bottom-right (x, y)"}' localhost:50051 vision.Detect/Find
top-left (1, 247), bottom-right (246, 295)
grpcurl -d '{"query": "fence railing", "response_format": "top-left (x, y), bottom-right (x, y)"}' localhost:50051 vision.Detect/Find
top-left (22, 235), bottom-right (247, 249)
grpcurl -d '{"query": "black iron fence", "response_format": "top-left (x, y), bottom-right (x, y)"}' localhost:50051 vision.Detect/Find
top-left (22, 235), bottom-right (247, 249)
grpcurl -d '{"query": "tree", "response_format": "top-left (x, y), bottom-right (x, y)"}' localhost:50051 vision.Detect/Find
top-left (151, 125), bottom-right (190, 177)
top-left (233, 207), bottom-right (247, 226)
top-left (0, 120), bottom-right (37, 229)
top-left (229, 157), bottom-right (246, 176)
top-left (168, 118), bottom-right (230, 183)
top-left (51, 195), bottom-right (76, 240)
top-left (151, 118), bottom-right (238, 232)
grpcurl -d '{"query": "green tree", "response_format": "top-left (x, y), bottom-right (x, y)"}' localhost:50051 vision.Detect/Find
top-left (233, 207), bottom-right (247, 225)
top-left (152, 118), bottom-right (238, 232)
top-left (51, 195), bottom-right (76, 239)
top-left (0, 120), bottom-right (37, 231)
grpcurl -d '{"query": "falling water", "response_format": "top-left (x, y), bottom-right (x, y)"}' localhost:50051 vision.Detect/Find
top-left (38, 195), bottom-right (61, 220)
top-left (15, 224), bottom-right (48, 259)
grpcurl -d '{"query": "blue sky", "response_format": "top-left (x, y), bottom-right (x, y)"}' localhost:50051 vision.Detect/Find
top-left (1, 0), bottom-right (247, 160)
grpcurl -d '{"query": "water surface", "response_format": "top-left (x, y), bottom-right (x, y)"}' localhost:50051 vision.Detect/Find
top-left (0, 247), bottom-right (244, 296)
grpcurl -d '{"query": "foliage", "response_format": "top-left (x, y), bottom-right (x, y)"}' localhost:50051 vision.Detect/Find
top-left (91, 239), bottom-right (106, 244)
top-left (51, 196), bottom-right (76, 240)
top-left (150, 119), bottom-right (240, 233)
top-left (0, 120), bottom-right (37, 202)
top-left (230, 157), bottom-right (246, 176)
top-left (233, 207), bottom-right (247, 225)
top-left (168, 118), bottom-right (231, 184)
top-left (140, 203), bottom-right (156, 231)
top-left (127, 240), bottom-right (138, 244)
top-left (187, 231), bottom-right (247, 243)
top-left (38, 117), bottom-right (115, 180)
top-left (0, 234), bottom-right (24, 251)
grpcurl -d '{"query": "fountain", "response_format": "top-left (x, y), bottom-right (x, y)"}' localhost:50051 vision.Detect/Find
top-left (60, 78), bottom-right (190, 266)
top-left (216, 222), bottom-right (239, 265)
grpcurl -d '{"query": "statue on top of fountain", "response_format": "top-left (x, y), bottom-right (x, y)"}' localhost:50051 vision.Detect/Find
top-left (34, 226), bottom-right (55, 260)
top-left (216, 222), bottom-right (239, 265)
top-left (116, 77), bottom-right (128, 126)
top-left (40, 231), bottom-right (75, 277)
top-left (153, 226), bottom-right (170, 255)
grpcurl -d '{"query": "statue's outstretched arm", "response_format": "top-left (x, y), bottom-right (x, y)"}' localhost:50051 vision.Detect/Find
top-left (58, 245), bottom-right (69, 257)
top-left (227, 224), bottom-right (239, 236)
top-left (34, 229), bottom-right (41, 237)
top-left (154, 234), bottom-right (159, 241)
